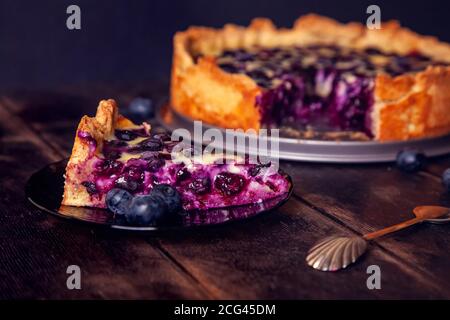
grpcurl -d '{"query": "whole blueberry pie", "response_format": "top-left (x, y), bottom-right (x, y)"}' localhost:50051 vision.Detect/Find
top-left (171, 14), bottom-right (450, 141)
top-left (62, 100), bottom-right (290, 211)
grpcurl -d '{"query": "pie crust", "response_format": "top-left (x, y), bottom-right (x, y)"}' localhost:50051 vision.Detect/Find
top-left (171, 14), bottom-right (450, 141)
top-left (62, 99), bottom-right (141, 207)
top-left (63, 100), bottom-right (290, 210)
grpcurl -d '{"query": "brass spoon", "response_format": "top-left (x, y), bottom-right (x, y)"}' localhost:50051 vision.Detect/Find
top-left (306, 206), bottom-right (450, 272)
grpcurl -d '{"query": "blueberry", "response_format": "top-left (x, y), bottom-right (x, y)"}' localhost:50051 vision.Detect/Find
top-left (139, 151), bottom-right (159, 162)
top-left (138, 138), bottom-right (163, 151)
top-left (248, 162), bottom-right (271, 177)
top-left (106, 188), bottom-right (133, 215)
top-left (176, 167), bottom-right (191, 181)
top-left (165, 141), bottom-right (179, 153)
top-left (188, 177), bottom-right (211, 195)
top-left (81, 181), bottom-right (98, 195)
top-left (114, 178), bottom-right (139, 192)
top-left (145, 158), bottom-right (164, 172)
top-left (114, 166), bottom-right (144, 191)
top-left (214, 172), bottom-right (246, 196)
top-left (105, 140), bottom-right (128, 148)
top-left (219, 63), bottom-right (238, 74)
top-left (115, 130), bottom-right (138, 141)
top-left (153, 133), bottom-right (171, 142)
top-left (128, 138), bottom-right (163, 154)
top-left (103, 149), bottom-right (121, 160)
top-left (442, 168), bottom-right (450, 192)
top-left (127, 195), bottom-right (167, 225)
top-left (151, 184), bottom-right (182, 213)
top-left (127, 97), bottom-right (154, 122)
top-left (396, 150), bottom-right (426, 172)
top-left (365, 47), bottom-right (383, 55)
top-left (124, 165), bottom-right (144, 181)
top-left (97, 159), bottom-right (123, 176)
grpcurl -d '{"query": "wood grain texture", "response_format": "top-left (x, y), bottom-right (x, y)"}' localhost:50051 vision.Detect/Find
top-left (280, 161), bottom-right (450, 293)
top-left (2, 84), bottom-right (450, 299)
top-left (155, 200), bottom-right (446, 299)
top-left (0, 100), bottom-right (208, 299)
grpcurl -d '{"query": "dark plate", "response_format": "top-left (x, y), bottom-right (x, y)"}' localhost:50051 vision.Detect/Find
top-left (25, 159), bottom-right (293, 231)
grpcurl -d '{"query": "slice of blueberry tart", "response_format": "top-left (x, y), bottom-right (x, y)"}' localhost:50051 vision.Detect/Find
top-left (171, 14), bottom-right (450, 141)
top-left (62, 99), bottom-right (291, 217)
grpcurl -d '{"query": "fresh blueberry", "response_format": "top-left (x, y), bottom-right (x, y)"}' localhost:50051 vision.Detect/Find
top-left (442, 168), bottom-right (450, 192)
top-left (214, 172), bottom-right (246, 196)
top-left (127, 97), bottom-right (154, 122)
top-left (106, 188), bottom-right (133, 215)
top-left (396, 150), bottom-right (426, 172)
top-left (115, 130), bottom-right (138, 141)
top-left (150, 184), bottom-right (182, 214)
top-left (127, 195), bottom-right (167, 225)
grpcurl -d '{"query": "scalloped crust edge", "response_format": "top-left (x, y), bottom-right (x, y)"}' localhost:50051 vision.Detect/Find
top-left (62, 99), bottom-right (147, 207)
top-left (171, 14), bottom-right (450, 141)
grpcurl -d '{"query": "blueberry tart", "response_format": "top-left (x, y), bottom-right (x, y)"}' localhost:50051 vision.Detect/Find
top-left (62, 99), bottom-right (290, 211)
top-left (171, 14), bottom-right (450, 141)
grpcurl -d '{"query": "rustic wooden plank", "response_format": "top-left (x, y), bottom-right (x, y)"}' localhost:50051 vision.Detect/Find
top-left (4, 88), bottom-right (449, 298)
top-left (156, 199), bottom-right (446, 299)
top-left (423, 155), bottom-right (450, 179)
top-left (1, 83), bottom-right (166, 153)
top-left (280, 161), bottom-right (450, 293)
top-left (0, 103), bottom-right (209, 299)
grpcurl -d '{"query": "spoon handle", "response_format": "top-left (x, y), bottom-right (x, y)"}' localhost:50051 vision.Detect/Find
top-left (363, 217), bottom-right (423, 241)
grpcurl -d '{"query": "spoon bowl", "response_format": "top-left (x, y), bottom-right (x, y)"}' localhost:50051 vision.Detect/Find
top-left (414, 205), bottom-right (450, 224)
top-left (306, 236), bottom-right (367, 271)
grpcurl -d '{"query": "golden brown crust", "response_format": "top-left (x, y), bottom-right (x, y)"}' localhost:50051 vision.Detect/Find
top-left (171, 56), bottom-right (261, 130)
top-left (374, 66), bottom-right (450, 140)
top-left (171, 14), bottom-right (450, 141)
top-left (62, 99), bottom-right (143, 207)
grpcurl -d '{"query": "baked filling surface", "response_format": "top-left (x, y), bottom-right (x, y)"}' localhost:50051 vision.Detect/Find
top-left (72, 126), bottom-right (290, 210)
top-left (213, 45), bottom-right (446, 136)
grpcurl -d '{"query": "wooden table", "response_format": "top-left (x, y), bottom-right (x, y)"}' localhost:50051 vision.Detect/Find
top-left (1, 82), bottom-right (450, 299)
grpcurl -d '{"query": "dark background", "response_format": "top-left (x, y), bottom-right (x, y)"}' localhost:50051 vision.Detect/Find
top-left (1, 0), bottom-right (449, 90)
